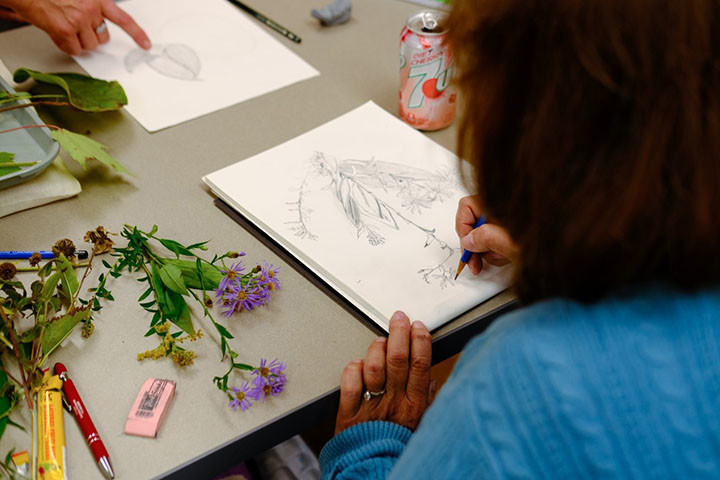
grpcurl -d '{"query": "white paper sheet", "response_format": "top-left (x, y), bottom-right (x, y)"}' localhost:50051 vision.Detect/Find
top-left (74, 0), bottom-right (318, 132)
top-left (203, 102), bottom-right (510, 331)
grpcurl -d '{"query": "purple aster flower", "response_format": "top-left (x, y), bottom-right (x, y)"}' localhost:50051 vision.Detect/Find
top-left (258, 261), bottom-right (280, 292)
top-left (230, 281), bottom-right (266, 312)
top-left (253, 358), bottom-right (286, 379)
top-left (249, 358), bottom-right (287, 402)
top-left (218, 293), bottom-right (238, 318)
top-left (268, 373), bottom-right (287, 396)
top-left (228, 382), bottom-right (252, 411)
top-left (249, 371), bottom-right (287, 402)
top-left (217, 261), bottom-right (245, 292)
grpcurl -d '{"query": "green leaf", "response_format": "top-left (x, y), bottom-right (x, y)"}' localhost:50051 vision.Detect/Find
top-left (13, 68), bottom-right (127, 111)
top-left (150, 263), bottom-right (168, 310)
top-left (158, 238), bottom-right (194, 257)
top-left (19, 325), bottom-right (42, 343)
top-left (158, 264), bottom-right (188, 296)
top-left (51, 128), bottom-right (132, 175)
top-left (0, 416), bottom-right (7, 440)
top-left (0, 152), bottom-right (20, 176)
top-left (213, 322), bottom-right (233, 339)
top-left (165, 290), bottom-right (194, 336)
top-left (159, 258), bottom-right (223, 290)
top-left (232, 363), bottom-right (254, 371)
top-left (186, 241), bottom-right (209, 250)
top-left (42, 269), bottom-right (63, 302)
top-left (41, 307), bottom-right (92, 360)
top-left (56, 253), bottom-right (79, 299)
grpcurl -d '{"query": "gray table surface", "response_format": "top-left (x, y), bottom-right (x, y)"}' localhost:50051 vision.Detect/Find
top-left (0, 1), bottom-right (515, 478)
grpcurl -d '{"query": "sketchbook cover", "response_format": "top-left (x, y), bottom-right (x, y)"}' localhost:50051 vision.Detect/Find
top-left (73, 0), bottom-right (318, 132)
top-left (203, 102), bottom-right (511, 331)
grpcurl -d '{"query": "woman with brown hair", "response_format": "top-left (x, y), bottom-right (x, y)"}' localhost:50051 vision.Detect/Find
top-left (320, 0), bottom-right (720, 477)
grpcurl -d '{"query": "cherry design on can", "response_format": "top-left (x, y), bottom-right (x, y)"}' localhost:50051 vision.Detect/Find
top-left (399, 11), bottom-right (456, 131)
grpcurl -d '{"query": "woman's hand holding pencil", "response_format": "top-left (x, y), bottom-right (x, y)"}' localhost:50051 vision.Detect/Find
top-left (455, 195), bottom-right (518, 277)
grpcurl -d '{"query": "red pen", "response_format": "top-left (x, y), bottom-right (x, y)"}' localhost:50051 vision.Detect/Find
top-left (54, 363), bottom-right (115, 479)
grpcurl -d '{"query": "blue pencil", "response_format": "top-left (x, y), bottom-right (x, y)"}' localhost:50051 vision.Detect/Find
top-left (454, 214), bottom-right (487, 280)
top-left (0, 250), bottom-right (89, 260)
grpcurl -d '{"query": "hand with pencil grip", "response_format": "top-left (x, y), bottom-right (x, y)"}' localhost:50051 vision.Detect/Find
top-left (0, 0), bottom-right (151, 55)
top-left (333, 195), bottom-right (517, 435)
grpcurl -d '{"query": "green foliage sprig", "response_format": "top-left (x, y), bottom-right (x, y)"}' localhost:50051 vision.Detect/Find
top-left (98, 225), bottom-right (237, 366)
top-left (0, 250), bottom-right (101, 412)
top-left (0, 68), bottom-right (130, 177)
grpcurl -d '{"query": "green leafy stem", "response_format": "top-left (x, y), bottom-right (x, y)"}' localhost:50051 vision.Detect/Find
top-left (100, 226), bottom-right (250, 381)
top-left (0, 68), bottom-right (131, 176)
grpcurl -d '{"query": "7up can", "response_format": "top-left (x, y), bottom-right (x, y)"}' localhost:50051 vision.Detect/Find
top-left (399, 11), bottom-right (455, 131)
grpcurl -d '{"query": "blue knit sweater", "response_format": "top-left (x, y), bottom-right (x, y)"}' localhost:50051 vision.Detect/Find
top-left (320, 285), bottom-right (720, 479)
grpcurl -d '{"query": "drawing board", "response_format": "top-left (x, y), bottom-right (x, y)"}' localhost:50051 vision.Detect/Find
top-left (203, 102), bottom-right (511, 331)
top-left (73, 0), bottom-right (319, 132)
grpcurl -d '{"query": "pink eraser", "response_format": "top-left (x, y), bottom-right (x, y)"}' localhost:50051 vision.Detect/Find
top-left (125, 378), bottom-right (176, 438)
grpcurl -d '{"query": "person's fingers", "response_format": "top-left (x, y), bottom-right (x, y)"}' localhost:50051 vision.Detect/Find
top-left (52, 33), bottom-right (82, 56)
top-left (337, 359), bottom-right (364, 426)
top-left (96, 23), bottom-right (110, 44)
top-left (483, 252), bottom-right (512, 267)
top-left (385, 311), bottom-right (411, 393)
top-left (102, 0), bottom-right (151, 49)
top-left (468, 254), bottom-right (484, 276)
top-left (78, 26), bottom-right (99, 51)
top-left (363, 337), bottom-right (387, 393)
top-left (405, 321), bottom-right (432, 403)
top-left (461, 223), bottom-right (518, 260)
top-left (455, 195), bottom-right (484, 238)
top-left (0, 7), bottom-right (24, 22)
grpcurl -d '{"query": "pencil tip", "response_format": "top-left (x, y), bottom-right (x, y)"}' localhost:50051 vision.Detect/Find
top-left (454, 261), bottom-right (465, 280)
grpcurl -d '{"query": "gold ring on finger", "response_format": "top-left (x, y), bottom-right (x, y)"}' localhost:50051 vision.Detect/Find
top-left (363, 388), bottom-right (385, 401)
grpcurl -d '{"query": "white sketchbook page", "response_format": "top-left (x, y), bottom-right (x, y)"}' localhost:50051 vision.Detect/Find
top-left (203, 102), bottom-right (510, 331)
top-left (73, 0), bottom-right (318, 132)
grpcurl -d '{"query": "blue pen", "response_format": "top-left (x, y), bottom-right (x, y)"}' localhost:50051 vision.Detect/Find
top-left (0, 250), bottom-right (89, 260)
top-left (454, 214), bottom-right (487, 279)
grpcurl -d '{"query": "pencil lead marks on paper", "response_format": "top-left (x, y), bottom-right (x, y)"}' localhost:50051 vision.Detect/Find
top-left (124, 43), bottom-right (202, 80)
top-left (286, 151), bottom-right (462, 287)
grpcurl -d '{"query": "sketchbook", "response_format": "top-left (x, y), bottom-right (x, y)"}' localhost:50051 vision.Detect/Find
top-left (73, 0), bottom-right (318, 132)
top-left (203, 102), bottom-right (511, 331)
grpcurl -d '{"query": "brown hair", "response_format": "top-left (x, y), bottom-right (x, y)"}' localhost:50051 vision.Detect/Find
top-left (448, 0), bottom-right (720, 303)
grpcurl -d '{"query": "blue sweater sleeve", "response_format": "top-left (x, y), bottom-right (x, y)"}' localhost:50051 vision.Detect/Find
top-left (319, 421), bottom-right (412, 479)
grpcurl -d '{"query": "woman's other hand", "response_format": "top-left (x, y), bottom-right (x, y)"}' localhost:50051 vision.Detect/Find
top-left (334, 311), bottom-right (435, 435)
top-left (7, 0), bottom-right (150, 55)
top-left (456, 195), bottom-right (518, 275)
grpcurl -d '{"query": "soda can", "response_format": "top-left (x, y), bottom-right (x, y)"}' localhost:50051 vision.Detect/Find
top-left (399, 11), bottom-right (456, 131)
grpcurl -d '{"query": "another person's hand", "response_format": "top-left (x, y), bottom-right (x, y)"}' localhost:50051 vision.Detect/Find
top-left (456, 195), bottom-right (518, 275)
top-left (4, 0), bottom-right (150, 55)
top-left (334, 311), bottom-right (435, 435)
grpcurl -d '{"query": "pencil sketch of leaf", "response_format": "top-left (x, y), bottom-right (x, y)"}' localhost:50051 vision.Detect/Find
top-left (124, 44), bottom-right (202, 81)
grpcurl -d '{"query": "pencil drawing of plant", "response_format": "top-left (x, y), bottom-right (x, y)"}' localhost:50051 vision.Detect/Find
top-left (286, 176), bottom-right (317, 241)
top-left (124, 43), bottom-right (202, 81)
top-left (286, 151), bottom-right (462, 287)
